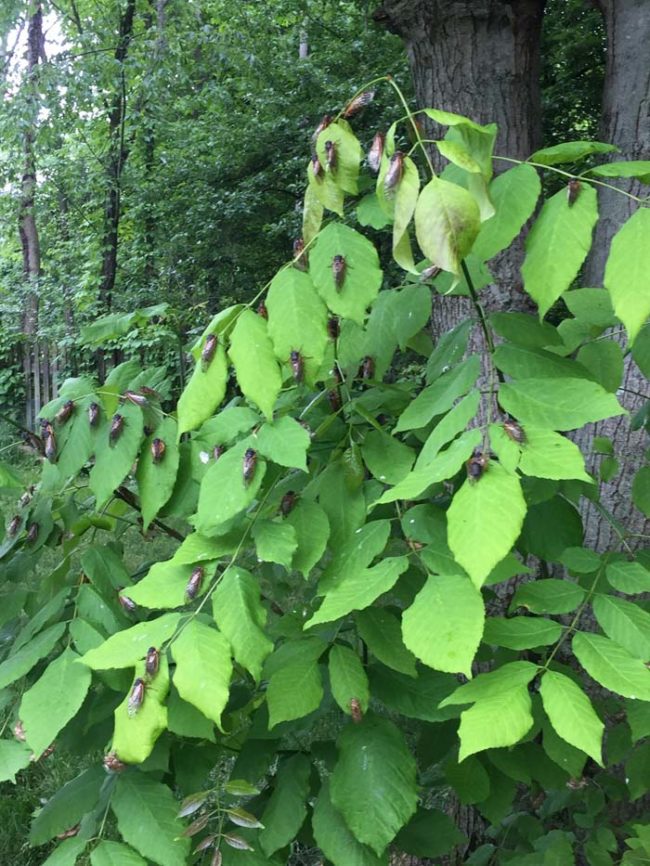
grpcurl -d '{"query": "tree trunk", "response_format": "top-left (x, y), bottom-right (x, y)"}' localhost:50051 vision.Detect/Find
top-left (576, 0), bottom-right (650, 551)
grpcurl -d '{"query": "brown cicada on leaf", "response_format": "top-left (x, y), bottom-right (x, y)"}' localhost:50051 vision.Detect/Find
top-left (327, 389), bottom-right (342, 412)
top-left (213, 444), bottom-right (226, 461)
top-left (350, 698), bottom-right (363, 723)
top-left (56, 825), bottom-right (80, 841)
top-left (127, 677), bottom-right (146, 717)
top-left (312, 114), bottom-right (332, 141)
top-left (109, 413), bottom-right (124, 445)
top-left (18, 486), bottom-right (35, 508)
top-left (420, 263), bottom-right (442, 282)
top-left (290, 350), bottom-right (304, 383)
top-left (293, 238), bottom-right (308, 271)
top-left (324, 140), bottom-right (337, 171)
top-left (88, 402), bottom-right (100, 427)
top-left (201, 334), bottom-right (218, 371)
top-left (210, 850), bottom-right (223, 866)
top-left (242, 448), bottom-right (257, 486)
top-left (503, 419), bottom-right (526, 444)
top-left (7, 515), bottom-right (21, 537)
top-left (103, 752), bottom-right (128, 774)
top-left (279, 491), bottom-right (297, 517)
top-left (567, 179), bottom-right (581, 207)
top-left (55, 400), bottom-right (75, 425)
top-left (360, 356), bottom-right (375, 380)
top-left (367, 132), bottom-right (385, 173)
top-left (26, 522), bottom-right (39, 543)
top-left (342, 89), bottom-right (375, 119)
top-left (186, 566), bottom-right (204, 601)
top-left (466, 450), bottom-right (488, 482)
top-left (151, 437), bottom-right (166, 464)
top-left (118, 593), bottom-right (137, 614)
top-left (384, 150), bottom-right (404, 194)
top-left (44, 430), bottom-right (57, 463)
top-left (145, 646), bottom-right (160, 679)
top-left (327, 317), bottom-right (340, 340)
top-left (310, 154), bottom-right (324, 181)
top-left (256, 300), bottom-right (268, 320)
top-left (332, 254), bottom-right (346, 291)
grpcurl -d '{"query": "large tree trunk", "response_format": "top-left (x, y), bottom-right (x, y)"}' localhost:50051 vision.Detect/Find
top-left (577, 0), bottom-right (650, 551)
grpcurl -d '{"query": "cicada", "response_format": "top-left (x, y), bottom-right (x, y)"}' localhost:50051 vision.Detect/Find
top-left (151, 438), bottom-right (166, 463)
top-left (327, 317), bottom-right (340, 340)
top-left (332, 255), bottom-right (346, 291)
top-left (44, 430), bottom-right (57, 463)
top-left (293, 238), bottom-right (308, 271)
top-left (243, 448), bottom-right (257, 485)
top-left (384, 150), bottom-right (404, 194)
top-left (118, 593), bottom-right (137, 613)
top-left (88, 402), bottom-right (100, 427)
top-left (350, 698), bottom-right (363, 723)
top-left (109, 413), bottom-right (124, 445)
top-left (56, 826), bottom-right (79, 841)
top-left (18, 486), bottom-right (35, 509)
top-left (139, 386), bottom-right (160, 399)
top-left (342, 89), bottom-right (375, 119)
top-left (328, 389), bottom-right (342, 412)
top-left (503, 419), bottom-right (526, 444)
top-left (26, 522), bottom-right (39, 543)
top-left (466, 450), bottom-right (488, 482)
top-left (324, 140), bottom-right (337, 171)
top-left (185, 565), bottom-right (204, 601)
top-left (7, 515), bottom-right (21, 537)
top-left (55, 400), bottom-right (75, 425)
top-left (256, 300), bottom-right (268, 320)
top-left (145, 646), bottom-right (160, 679)
top-left (290, 350), bottom-right (304, 383)
top-left (360, 356), bottom-right (375, 380)
top-left (279, 491), bottom-right (297, 517)
top-left (123, 390), bottom-right (148, 407)
top-left (367, 132), bottom-right (384, 173)
top-left (310, 154), bottom-right (323, 181)
top-left (211, 851), bottom-right (223, 866)
top-left (103, 752), bottom-right (128, 774)
top-left (420, 263), bottom-right (442, 281)
top-left (128, 678), bottom-right (146, 717)
top-left (567, 179), bottom-right (581, 206)
top-left (213, 444), bottom-right (226, 461)
top-left (312, 114), bottom-right (332, 141)
top-left (201, 334), bottom-right (218, 370)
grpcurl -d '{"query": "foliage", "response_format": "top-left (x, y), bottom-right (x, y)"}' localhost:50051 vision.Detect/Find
top-left (1, 72), bottom-right (650, 866)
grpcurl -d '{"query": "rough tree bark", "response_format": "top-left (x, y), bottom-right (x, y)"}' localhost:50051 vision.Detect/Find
top-left (577, 0), bottom-right (650, 551)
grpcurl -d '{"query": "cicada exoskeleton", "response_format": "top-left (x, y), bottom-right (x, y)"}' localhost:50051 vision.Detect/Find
top-left (279, 491), bottom-right (297, 517)
top-left (290, 350), bottom-right (304, 383)
top-left (151, 438), bottom-right (166, 463)
top-left (324, 140), bottom-right (337, 171)
top-left (350, 697), bottom-right (363, 723)
top-left (332, 255), bottom-right (346, 291)
top-left (343, 89), bottom-right (375, 119)
top-left (201, 334), bottom-right (218, 370)
top-left (503, 419), bottom-right (526, 444)
top-left (367, 132), bottom-right (384, 173)
top-left (243, 448), bottom-right (257, 485)
top-left (185, 565), bottom-right (204, 601)
top-left (384, 150), bottom-right (404, 194)
top-left (257, 300), bottom-right (268, 320)
top-left (127, 677), bottom-right (146, 717)
top-left (55, 400), bottom-right (75, 425)
top-left (567, 179), bottom-right (581, 206)
top-left (145, 646), bottom-right (160, 679)
top-left (293, 238), bottom-right (308, 271)
top-left (88, 402), bottom-right (100, 427)
top-left (109, 413), bottom-right (124, 445)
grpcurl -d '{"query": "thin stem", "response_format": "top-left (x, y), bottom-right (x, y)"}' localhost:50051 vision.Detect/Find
top-left (385, 78), bottom-right (436, 179)
top-left (461, 260), bottom-right (494, 354)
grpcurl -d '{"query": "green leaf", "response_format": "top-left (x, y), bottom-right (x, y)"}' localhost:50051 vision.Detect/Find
top-left (80, 614), bottom-right (181, 669)
top-left (312, 780), bottom-right (386, 866)
top-left (626, 699), bottom-right (650, 743)
top-left (493, 343), bottom-right (591, 381)
top-left (395, 355), bottom-right (480, 433)
top-left (473, 164), bottom-right (541, 261)
top-left (355, 608), bottom-right (416, 677)
top-left (542, 719), bottom-right (587, 778)
top-left (127, 561), bottom-right (212, 610)
top-left (499, 378), bottom-right (624, 430)
top-left (255, 416), bottom-right (310, 471)
top-left (0, 738), bottom-right (32, 783)
top-left (309, 222), bottom-right (383, 324)
top-left (194, 407), bottom-right (260, 447)
top-left (529, 141), bottom-right (617, 165)
top-left (228, 311), bottom-right (282, 420)
top-left (259, 754), bottom-right (311, 856)
top-left (391, 283), bottom-right (433, 349)
top-left (437, 140), bottom-right (482, 174)
top-left (540, 671), bottom-right (603, 765)
top-left (266, 639), bottom-right (325, 728)
top-left (490, 312), bottom-right (562, 348)
top-left (357, 193), bottom-right (390, 230)
top-left (518, 426), bottom-right (592, 482)
top-left (172, 620), bottom-right (232, 728)
top-left (286, 499), bottom-right (330, 577)
top-left (190, 306), bottom-right (243, 360)
top-left (20, 649), bottom-right (91, 757)
top-left (589, 160), bottom-right (650, 183)
top-left (195, 441), bottom-right (266, 534)
top-left (483, 616), bottom-right (562, 650)
top-left (361, 430), bottom-right (415, 484)
top-left (303, 179), bottom-right (325, 241)
top-left (0, 460), bottom-right (22, 489)
top-left (137, 417), bottom-right (180, 530)
top-left (329, 644), bottom-right (370, 714)
top-left (402, 575), bottom-right (484, 677)
top-left (415, 389), bottom-right (480, 468)
top-left (266, 268), bottom-right (329, 381)
top-left (457, 685), bottom-right (534, 761)
top-left (368, 666), bottom-right (457, 723)
top-left (395, 807), bottom-right (465, 859)
top-left (392, 156), bottom-right (420, 272)
top-left (91, 841), bottom-right (147, 866)
top-left (40, 837), bottom-right (87, 866)
top-left (319, 520), bottom-right (391, 593)
top-left (606, 561), bottom-right (650, 594)
top-left (177, 341), bottom-right (228, 436)
top-left (252, 520), bottom-right (297, 567)
top-left (633, 466), bottom-right (650, 517)
top-left (511, 579), bottom-right (585, 614)
top-left (441, 661), bottom-right (539, 706)
top-left (632, 325), bottom-right (650, 377)
top-left (592, 595), bottom-right (650, 660)
top-left (89, 403), bottom-right (144, 507)
top-left (306, 557), bottom-right (409, 628)
top-left (30, 766), bottom-right (105, 844)
top-left (426, 319), bottom-right (474, 382)
top-left (0, 622), bottom-right (66, 689)
top-left (564, 287), bottom-right (617, 327)
top-left (577, 340), bottom-right (624, 392)
top-left (212, 567), bottom-right (272, 681)
top-left (113, 657), bottom-right (169, 764)
top-left (521, 184), bottom-right (598, 317)
top-left (414, 177), bottom-right (481, 275)
top-left (447, 463), bottom-right (527, 589)
top-left (573, 632), bottom-right (650, 700)
top-left (604, 207), bottom-right (650, 344)
top-left (111, 773), bottom-right (189, 866)
top-left (318, 462), bottom-right (367, 548)
top-left (167, 686), bottom-right (215, 741)
top-left (316, 119), bottom-right (362, 195)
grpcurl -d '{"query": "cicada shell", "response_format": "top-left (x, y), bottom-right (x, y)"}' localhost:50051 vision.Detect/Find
top-left (201, 334), bottom-right (218, 370)
top-left (332, 255), bottom-right (346, 291)
top-left (242, 448), bottom-right (257, 485)
top-left (350, 698), bottom-right (363, 723)
top-left (44, 431), bottom-right (57, 463)
top-left (257, 300), bottom-right (268, 320)
top-left (118, 593), bottom-right (137, 613)
top-left (324, 140), bottom-right (337, 171)
top-left (567, 179), bottom-right (581, 207)
top-left (343, 89), bottom-right (375, 119)
top-left (367, 132), bottom-right (384, 173)
top-left (103, 752), bottom-right (128, 773)
top-left (503, 419), bottom-right (526, 444)
top-left (290, 350), bottom-right (304, 383)
top-left (312, 114), bottom-right (332, 141)
top-left (279, 491), bottom-right (297, 517)
top-left (186, 565), bottom-right (204, 601)
top-left (123, 390), bottom-right (148, 407)
top-left (151, 437), bottom-right (166, 463)
top-left (360, 356), bottom-right (375, 380)
top-left (55, 400), bottom-right (75, 425)
top-left (128, 677), bottom-right (145, 717)
top-left (26, 522), bottom-right (39, 543)
top-left (328, 389), bottom-right (342, 412)
top-left (384, 150), bottom-right (404, 194)
top-left (109, 413), bottom-right (124, 445)
top-left (210, 850), bottom-right (223, 866)
top-left (213, 444), bottom-right (226, 461)
top-left (293, 238), bottom-right (308, 271)
top-left (56, 825), bottom-right (79, 840)
top-left (327, 317), bottom-right (340, 340)
top-left (145, 646), bottom-right (160, 678)
top-left (88, 402), bottom-right (100, 427)
top-left (420, 263), bottom-right (442, 282)
top-left (310, 154), bottom-right (323, 181)
top-left (7, 515), bottom-right (21, 537)
top-left (466, 450), bottom-right (488, 482)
